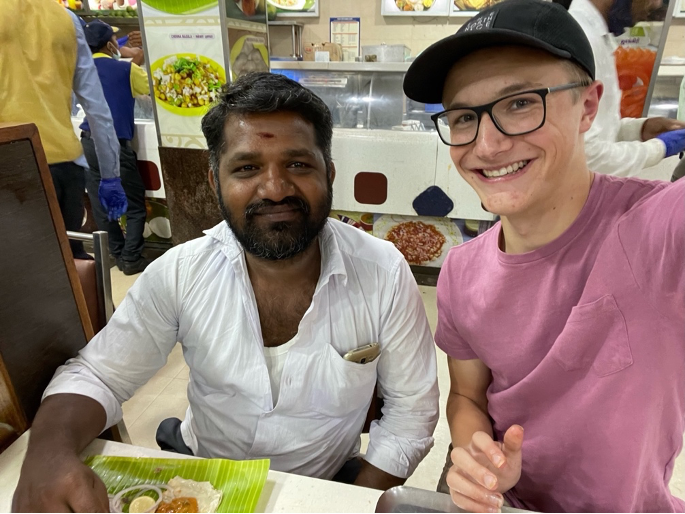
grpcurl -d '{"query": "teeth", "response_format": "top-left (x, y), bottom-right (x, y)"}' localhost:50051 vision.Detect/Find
top-left (481, 160), bottom-right (529, 178)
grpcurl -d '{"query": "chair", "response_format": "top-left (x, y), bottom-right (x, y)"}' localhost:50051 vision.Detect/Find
top-left (0, 122), bottom-right (127, 451)
top-left (68, 231), bottom-right (130, 444)
top-left (68, 231), bottom-right (114, 334)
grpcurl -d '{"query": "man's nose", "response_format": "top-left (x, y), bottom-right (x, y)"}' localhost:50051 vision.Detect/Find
top-left (258, 165), bottom-right (295, 202)
top-left (472, 113), bottom-right (514, 160)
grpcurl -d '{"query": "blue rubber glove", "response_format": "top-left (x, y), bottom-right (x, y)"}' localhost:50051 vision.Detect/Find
top-left (656, 129), bottom-right (685, 158)
top-left (98, 178), bottom-right (128, 221)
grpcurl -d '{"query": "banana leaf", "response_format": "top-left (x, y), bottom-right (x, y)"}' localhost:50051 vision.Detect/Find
top-left (84, 455), bottom-right (270, 513)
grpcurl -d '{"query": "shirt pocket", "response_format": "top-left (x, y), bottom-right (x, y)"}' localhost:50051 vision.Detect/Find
top-left (306, 343), bottom-right (379, 418)
top-left (551, 295), bottom-right (633, 377)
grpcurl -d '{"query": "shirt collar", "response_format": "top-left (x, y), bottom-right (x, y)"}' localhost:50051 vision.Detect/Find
top-left (93, 52), bottom-right (112, 59)
top-left (203, 220), bottom-right (348, 286)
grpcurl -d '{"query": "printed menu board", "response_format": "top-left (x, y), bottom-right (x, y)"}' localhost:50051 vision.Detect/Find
top-left (140, 0), bottom-right (226, 148)
top-left (381, 0), bottom-right (449, 16)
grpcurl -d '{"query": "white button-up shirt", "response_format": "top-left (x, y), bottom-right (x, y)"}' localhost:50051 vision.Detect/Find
top-left (569, 0), bottom-right (665, 177)
top-left (44, 220), bottom-right (439, 480)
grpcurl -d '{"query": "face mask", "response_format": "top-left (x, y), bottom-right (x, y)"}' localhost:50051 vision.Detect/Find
top-left (109, 43), bottom-right (121, 60)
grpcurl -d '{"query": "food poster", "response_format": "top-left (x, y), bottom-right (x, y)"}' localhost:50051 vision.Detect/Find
top-left (225, 0), bottom-right (270, 23)
top-left (610, 0), bottom-right (672, 117)
top-left (267, 0), bottom-right (318, 18)
top-left (449, 0), bottom-right (506, 14)
top-left (382, 0), bottom-right (449, 15)
top-left (140, 0), bottom-right (226, 148)
top-left (89, 0), bottom-right (138, 10)
top-left (119, 197), bottom-right (173, 244)
top-left (228, 29), bottom-right (270, 81)
top-left (374, 215), bottom-right (472, 268)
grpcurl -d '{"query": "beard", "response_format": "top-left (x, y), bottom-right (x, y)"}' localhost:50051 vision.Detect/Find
top-left (217, 179), bottom-right (333, 261)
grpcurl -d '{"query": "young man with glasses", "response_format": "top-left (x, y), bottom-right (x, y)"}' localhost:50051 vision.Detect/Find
top-left (403, 0), bottom-right (684, 511)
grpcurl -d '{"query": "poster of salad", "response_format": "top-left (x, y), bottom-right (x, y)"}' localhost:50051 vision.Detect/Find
top-left (140, 0), bottom-right (227, 148)
top-left (381, 0), bottom-right (449, 16)
top-left (268, 0), bottom-right (318, 17)
top-left (449, 0), bottom-right (506, 15)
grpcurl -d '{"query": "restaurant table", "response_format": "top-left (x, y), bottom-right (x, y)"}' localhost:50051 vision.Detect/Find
top-left (0, 431), bottom-right (383, 513)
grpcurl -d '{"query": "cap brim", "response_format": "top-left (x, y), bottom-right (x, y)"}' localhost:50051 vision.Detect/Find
top-left (403, 29), bottom-right (573, 104)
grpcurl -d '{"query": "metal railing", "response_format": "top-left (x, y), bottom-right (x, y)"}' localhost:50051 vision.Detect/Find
top-left (66, 230), bottom-right (114, 324)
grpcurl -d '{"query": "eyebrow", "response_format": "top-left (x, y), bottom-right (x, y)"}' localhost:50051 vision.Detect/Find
top-left (447, 81), bottom-right (545, 109)
top-left (226, 148), bottom-right (318, 163)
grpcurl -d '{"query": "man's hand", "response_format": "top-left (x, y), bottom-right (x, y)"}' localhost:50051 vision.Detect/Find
top-left (99, 178), bottom-right (128, 221)
top-left (655, 129), bottom-right (685, 158)
top-left (120, 46), bottom-right (145, 66)
top-left (125, 31), bottom-right (143, 48)
top-left (642, 117), bottom-right (685, 141)
top-left (446, 425), bottom-right (524, 513)
top-left (12, 451), bottom-right (110, 512)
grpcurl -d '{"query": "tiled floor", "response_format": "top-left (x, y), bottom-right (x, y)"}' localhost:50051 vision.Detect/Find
top-left (111, 268), bottom-right (684, 499)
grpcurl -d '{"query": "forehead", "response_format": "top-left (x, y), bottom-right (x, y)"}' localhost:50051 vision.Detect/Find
top-left (441, 46), bottom-right (570, 105)
top-left (223, 111), bottom-right (317, 151)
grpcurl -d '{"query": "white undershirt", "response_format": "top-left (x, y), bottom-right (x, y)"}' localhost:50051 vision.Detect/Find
top-left (263, 337), bottom-right (298, 405)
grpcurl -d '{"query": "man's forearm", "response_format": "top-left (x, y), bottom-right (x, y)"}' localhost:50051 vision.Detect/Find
top-left (354, 459), bottom-right (405, 491)
top-left (26, 394), bottom-right (107, 458)
top-left (446, 393), bottom-right (493, 449)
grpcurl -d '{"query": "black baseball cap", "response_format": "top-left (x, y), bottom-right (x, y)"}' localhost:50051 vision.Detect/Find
top-left (84, 20), bottom-right (119, 51)
top-left (403, 0), bottom-right (595, 104)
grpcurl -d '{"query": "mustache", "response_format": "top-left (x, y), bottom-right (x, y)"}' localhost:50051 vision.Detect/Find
top-left (245, 196), bottom-right (310, 218)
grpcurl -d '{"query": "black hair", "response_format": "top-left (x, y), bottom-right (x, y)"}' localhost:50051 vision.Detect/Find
top-left (201, 72), bottom-right (334, 181)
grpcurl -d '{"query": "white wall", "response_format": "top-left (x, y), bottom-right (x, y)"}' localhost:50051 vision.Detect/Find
top-left (269, 1), bottom-right (685, 60)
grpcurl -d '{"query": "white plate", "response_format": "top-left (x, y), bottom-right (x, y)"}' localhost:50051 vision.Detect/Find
top-left (266, 0), bottom-right (306, 10)
top-left (374, 215), bottom-right (463, 268)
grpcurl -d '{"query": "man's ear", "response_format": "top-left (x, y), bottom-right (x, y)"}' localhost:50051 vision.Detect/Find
top-left (328, 161), bottom-right (336, 185)
top-left (208, 168), bottom-right (218, 198)
top-left (579, 80), bottom-right (603, 134)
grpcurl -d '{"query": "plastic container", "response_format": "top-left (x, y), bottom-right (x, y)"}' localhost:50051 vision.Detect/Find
top-left (361, 44), bottom-right (411, 62)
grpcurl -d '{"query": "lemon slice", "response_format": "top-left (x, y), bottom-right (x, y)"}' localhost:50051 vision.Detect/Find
top-left (129, 496), bottom-right (157, 513)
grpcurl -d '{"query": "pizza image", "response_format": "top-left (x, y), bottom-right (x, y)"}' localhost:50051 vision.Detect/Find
top-left (385, 221), bottom-right (447, 265)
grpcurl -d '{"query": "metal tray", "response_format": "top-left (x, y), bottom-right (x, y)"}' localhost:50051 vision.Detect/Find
top-left (375, 486), bottom-right (530, 513)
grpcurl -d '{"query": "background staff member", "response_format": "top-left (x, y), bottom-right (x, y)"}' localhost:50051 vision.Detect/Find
top-left (81, 20), bottom-right (151, 275)
top-left (0, 0), bottom-right (127, 259)
top-left (564, 0), bottom-right (685, 176)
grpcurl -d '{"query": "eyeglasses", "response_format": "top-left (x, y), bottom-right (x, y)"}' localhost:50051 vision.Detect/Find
top-left (431, 82), bottom-right (591, 147)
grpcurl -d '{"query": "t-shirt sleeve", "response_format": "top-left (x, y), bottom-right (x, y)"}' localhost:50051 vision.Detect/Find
top-left (617, 179), bottom-right (685, 320)
top-left (129, 63), bottom-right (150, 97)
top-left (434, 251), bottom-right (479, 360)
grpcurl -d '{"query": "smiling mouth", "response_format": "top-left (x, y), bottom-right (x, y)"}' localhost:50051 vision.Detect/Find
top-left (476, 160), bottom-right (531, 179)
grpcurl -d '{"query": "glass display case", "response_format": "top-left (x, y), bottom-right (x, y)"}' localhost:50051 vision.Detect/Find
top-left (648, 65), bottom-right (685, 119)
top-left (271, 62), bottom-right (411, 130)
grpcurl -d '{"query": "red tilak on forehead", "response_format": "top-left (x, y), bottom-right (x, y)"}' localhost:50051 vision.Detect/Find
top-left (257, 132), bottom-right (275, 138)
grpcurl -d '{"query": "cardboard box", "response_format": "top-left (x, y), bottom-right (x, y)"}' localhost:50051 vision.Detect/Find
top-left (303, 42), bottom-right (343, 61)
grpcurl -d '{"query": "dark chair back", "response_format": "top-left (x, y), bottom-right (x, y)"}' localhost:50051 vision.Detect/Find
top-left (0, 123), bottom-right (96, 450)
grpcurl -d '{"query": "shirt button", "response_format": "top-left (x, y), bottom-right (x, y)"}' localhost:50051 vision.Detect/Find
top-left (286, 377), bottom-right (292, 386)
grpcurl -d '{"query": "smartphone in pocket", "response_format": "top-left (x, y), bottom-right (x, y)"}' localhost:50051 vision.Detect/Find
top-left (343, 343), bottom-right (381, 364)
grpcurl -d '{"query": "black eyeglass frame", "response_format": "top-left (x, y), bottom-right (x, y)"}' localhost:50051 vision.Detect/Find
top-left (431, 81), bottom-right (591, 147)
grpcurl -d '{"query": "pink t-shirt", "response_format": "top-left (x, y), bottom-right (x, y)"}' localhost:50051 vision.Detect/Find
top-left (436, 174), bottom-right (685, 512)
